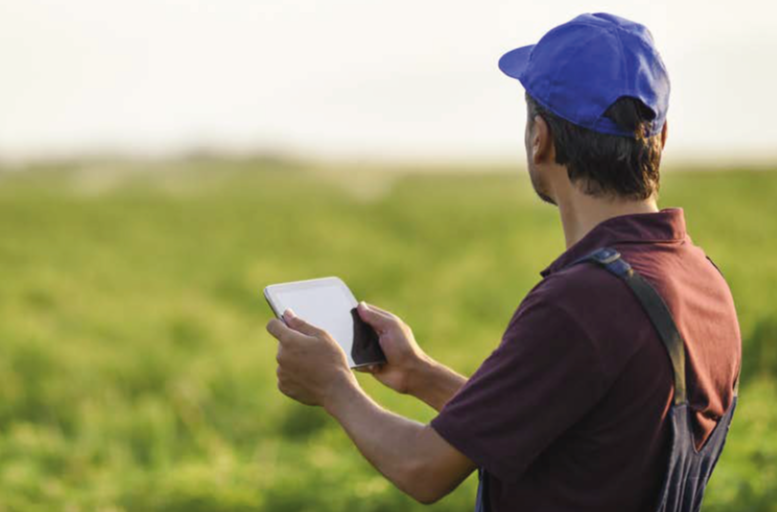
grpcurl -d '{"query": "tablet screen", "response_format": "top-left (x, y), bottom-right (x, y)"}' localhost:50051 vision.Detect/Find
top-left (265, 277), bottom-right (385, 368)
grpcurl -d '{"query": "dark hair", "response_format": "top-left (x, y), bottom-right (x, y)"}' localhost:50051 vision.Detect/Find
top-left (526, 93), bottom-right (663, 200)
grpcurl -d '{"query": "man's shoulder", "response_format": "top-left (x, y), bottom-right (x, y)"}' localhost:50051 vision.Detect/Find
top-left (505, 249), bottom-right (664, 368)
top-left (519, 258), bottom-right (629, 317)
top-left (500, 259), bottom-right (635, 363)
top-left (522, 241), bottom-right (727, 316)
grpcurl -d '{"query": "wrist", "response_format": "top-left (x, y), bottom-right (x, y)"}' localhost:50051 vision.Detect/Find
top-left (404, 354), bottom-right (437, 397)
top-left (323, 370), bottom-right (363, 416)
top-left (403, 355), bottom-right (466, 411)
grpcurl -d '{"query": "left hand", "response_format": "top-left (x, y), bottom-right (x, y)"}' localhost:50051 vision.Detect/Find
top-left (266, 309), bottom-right (357, 407)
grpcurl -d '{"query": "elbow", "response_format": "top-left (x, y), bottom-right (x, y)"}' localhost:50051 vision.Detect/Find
top-left (400, 461), bottom-right (453, 505)
top-left (390, 424), bottom-right (474, 505)
top-left (406, 483), bottom-right (448, 505)
top-left (413, 490), bottom-right (446, 506)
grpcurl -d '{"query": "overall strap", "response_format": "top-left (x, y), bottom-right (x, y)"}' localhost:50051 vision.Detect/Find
top-left (571, 248), bottom-right (688, 405)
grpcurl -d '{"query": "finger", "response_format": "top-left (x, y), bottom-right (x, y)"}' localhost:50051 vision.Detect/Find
top-left (357, 302), bottom-right (398, 331)
top-left (276, 344), bottom-right (285, 364)
top-left (354, 364), bottom-right (379, 374)
top-left (267, 318), bottom-right (293, 340)
top-left (283, 309), bottom-right (325, 337)
top-left (361, 302), bottom-right (396, 317)
top-left (277, 378), bottom-right (291, 397)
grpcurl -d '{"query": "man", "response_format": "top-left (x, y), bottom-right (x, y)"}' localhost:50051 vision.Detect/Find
top-left (266, 13), bottom-right (741, 512)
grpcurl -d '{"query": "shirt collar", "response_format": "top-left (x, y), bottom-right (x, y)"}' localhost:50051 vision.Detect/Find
top-left (540, 207), bottom-right (688, 278)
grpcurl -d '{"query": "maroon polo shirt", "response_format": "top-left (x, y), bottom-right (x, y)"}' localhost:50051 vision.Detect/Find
top-left (430, 208), bottom-right (741, 511)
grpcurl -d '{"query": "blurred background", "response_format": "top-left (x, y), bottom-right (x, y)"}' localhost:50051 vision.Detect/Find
top-left (1, 1), bottom-right (775, 511)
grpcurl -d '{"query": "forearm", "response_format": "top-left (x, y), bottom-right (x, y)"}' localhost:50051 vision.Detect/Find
top-left (407, 357), bottom-right (468, 412)
top-left (324, 379), bottom-right (468, 503)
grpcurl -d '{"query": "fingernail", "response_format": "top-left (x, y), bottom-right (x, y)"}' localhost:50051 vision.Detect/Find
top-left (284, 308), bottom-right (297, 319)
top-left (358, 301), bottom-right (368, 310)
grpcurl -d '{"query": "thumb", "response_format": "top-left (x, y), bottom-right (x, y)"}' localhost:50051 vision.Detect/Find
top-left (357, 301), bottom-right (395, 331)
top-left (354, 364), bottom-right (381, 374)
top-left (283, 309), bottom-right (324, 337)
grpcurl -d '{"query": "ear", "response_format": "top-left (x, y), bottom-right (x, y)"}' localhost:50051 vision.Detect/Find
top-left (531, 115), bottom-right (554, 165)
top-left (660, 119), bottom-right (669, 150)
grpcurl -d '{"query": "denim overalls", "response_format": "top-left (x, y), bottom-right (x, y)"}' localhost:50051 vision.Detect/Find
top-left (475, 248), bottom-right (738, 512)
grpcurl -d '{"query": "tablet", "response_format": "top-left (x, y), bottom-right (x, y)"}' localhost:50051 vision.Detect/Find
top-left (263, 277), bottom-right (386, 369)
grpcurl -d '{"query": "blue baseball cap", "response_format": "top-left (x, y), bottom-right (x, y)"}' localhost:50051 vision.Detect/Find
top-left (498, 13), bottom-right (670, 137)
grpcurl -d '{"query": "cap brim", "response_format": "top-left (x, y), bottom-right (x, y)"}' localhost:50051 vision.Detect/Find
top-left (498, 44), bottom-right (534, 80)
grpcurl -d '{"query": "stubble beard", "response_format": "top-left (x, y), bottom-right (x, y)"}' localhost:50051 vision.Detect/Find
top-left (528, 164), bottom-right (556, 206)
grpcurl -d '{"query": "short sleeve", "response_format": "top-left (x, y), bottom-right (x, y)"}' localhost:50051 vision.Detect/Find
top-left (430, 287), bottom-right (606, 482)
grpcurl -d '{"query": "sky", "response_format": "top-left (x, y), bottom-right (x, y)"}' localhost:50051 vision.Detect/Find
top-left (1, 0), bottom-right (775, 164)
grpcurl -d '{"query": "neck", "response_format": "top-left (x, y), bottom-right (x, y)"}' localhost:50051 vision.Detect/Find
top-left (557, 188), bottom-right (658, 248)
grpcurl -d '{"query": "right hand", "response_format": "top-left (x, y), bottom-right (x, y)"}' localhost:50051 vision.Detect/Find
top-left (355, 301), bottom-right (432, 395)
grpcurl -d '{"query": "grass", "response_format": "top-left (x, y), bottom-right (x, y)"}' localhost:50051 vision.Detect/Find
top-left (0, 158), bottom-right (775, 511)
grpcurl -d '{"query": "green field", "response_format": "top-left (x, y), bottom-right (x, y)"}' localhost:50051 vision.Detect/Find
top-left (0, 159), bottom-right (775, 511)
